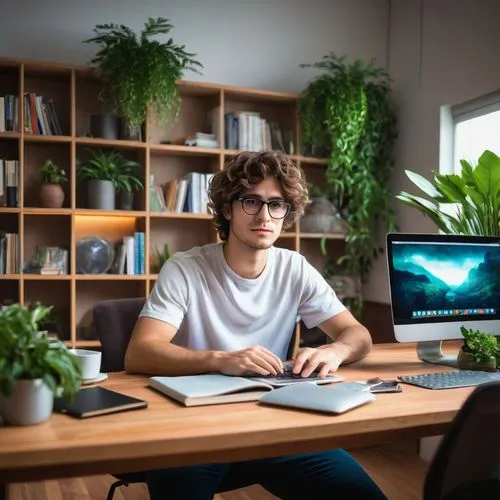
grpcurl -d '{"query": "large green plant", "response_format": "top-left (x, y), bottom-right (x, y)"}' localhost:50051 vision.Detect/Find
top-left (0, 303), bottom-right (82, 400)
top-left (83, 17), bottom-right (203, 127)
top-left (396, 149), bottom-right (500, 236)
top-left (299, 53), bottom-right (398, 281)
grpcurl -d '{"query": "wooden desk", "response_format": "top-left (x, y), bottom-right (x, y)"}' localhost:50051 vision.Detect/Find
top-left (0, 342), bottom-right (469, 483)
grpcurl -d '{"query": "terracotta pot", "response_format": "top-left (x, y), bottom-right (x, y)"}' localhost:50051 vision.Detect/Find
top-left (40, 183), bottom-right (65, 208)
top-left (457, 348), bottom-right (497, 372)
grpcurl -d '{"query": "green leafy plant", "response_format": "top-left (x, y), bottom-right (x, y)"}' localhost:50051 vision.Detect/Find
top-left (460, 326), bottom-right (500, 366)
top-left (396, 149), bottom-right (500, 236)
top-left (150, 243), bottom-right (171, 273)
top-left (39, 160), bottom-right (67, 184)
top-left (83, 17), bottom-right (203, 127)
top-left (77, 149), bottom-right (143, 191)
top-left (0, 303), bottom-right (82, 400)
top-left (299, 53), bottom-right (398, 282)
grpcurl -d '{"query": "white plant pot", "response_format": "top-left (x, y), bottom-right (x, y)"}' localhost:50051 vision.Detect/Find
top-left (0, 379), bottom-right (53, 426)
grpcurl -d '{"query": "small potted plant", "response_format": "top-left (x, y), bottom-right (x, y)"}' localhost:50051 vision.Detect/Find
top-left (458, 326), bottom-right (500, 372)
top-left (39, 159), bottom-right (68, 208)
top-left (77, 149), bottom-right (142, 210)
top-left (115, 157), bottom-right (144, 210)
top-left (0, 302), bottom-right (82, 426)
top-left (150, 243), bottom-right (171, 273)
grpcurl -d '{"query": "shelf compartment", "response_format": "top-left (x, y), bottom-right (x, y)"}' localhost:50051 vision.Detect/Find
top-left (223, 94), bottom-right (296, 154)
top-left (74, 214), bottom-right (146, 277)
top-left (75, 280), bottom-right (147, 342)
top-left (23, 214), bottom-right (70, 274)
top-left (149, 217), bottom-right (215, 273)
top-left (75, 145), bottom-right (147, 211)
top-left (23, 66), bottom-right (71, 137)
top-left (148, 92), bottom-right (221, 148)
top-left (23, 279), bottom-right (71, 342)
top-left (0, 278), bottom-right (20, 305)
top-left (23, 142), bottom-right (71, 208)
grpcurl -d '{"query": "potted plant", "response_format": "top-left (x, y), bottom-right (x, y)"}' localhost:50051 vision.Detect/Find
top-left (299, 53), bottom-right (398, 284)
top-left (115, 157), bottom-right (144, 210)
top-left (83, 17), bottom-right (203, 140)
top-left (0, 302), bottom-right (82, 426)
top-left (150, 243), bottom-right (171, 274)
top-left (77, 149), bottom-right (142, 210)
top-left (39, 159), bottom-right (68, 208)
top-left (396, 149), bottom-right (500, 236)
top-left (458, 326), bottom-right (500, 371)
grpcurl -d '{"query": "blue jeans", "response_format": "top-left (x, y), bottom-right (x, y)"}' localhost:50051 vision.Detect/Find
top-left (146, 448), bottom-right (386, 499)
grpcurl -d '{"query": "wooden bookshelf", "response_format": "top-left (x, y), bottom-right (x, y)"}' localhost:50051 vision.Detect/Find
top-left (0, 56), bottom-right (346, 350)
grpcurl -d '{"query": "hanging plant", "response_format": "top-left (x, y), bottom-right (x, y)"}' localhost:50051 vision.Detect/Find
top-left (83, 17), bottom-right (203, 128)
top-left (299, 53), bottom-right (398, 282)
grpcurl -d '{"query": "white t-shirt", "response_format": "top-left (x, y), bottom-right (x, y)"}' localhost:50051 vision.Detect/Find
top-left (140, 243), bottom-right (346, 360)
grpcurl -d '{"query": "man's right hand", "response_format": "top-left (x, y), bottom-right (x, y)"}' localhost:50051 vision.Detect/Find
top-left (214, 346), bottom-right (283, 376)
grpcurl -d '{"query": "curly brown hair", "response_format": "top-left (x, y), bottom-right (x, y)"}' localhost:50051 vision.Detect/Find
top-left (208, 150), bottom-right (309, 241)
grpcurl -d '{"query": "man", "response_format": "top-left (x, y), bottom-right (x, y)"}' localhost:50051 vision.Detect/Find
top-left (125, 150), bottom-right (386, 499)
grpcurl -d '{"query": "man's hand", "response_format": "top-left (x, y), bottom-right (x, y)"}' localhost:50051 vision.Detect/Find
top-left (291, 343), bottom-right (352, 378)
top-left (216, 346), bottom-right (284, 376)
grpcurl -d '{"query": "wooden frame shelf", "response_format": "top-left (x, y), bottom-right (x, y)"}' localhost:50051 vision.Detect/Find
top-left (0, 55), bottom-right (341, 349)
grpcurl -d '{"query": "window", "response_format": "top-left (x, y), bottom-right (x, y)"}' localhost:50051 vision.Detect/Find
top-left (440, 90), bottom-right (500, 175)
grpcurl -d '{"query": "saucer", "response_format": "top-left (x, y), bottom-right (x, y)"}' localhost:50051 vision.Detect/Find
top-left (81, 373), bottom-right (108, 385)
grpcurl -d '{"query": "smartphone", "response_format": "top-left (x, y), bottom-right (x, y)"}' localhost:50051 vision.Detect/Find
top-left (369, 380), bottom-right (402, 393)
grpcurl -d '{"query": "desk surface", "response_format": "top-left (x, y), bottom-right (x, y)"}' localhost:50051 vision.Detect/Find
top-left (0, 342), bottom-right (471, 482)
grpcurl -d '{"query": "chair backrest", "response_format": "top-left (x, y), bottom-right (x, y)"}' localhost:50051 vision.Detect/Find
top-left (424, 380), bottom-right (500, 500)
top-left (93, 297), bottom-right (145, 372)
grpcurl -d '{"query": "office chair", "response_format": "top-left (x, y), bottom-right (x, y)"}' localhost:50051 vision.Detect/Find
top-left (423, 380), bottom-right (500, 500)
top-left (93, 297), bottom-right (258, 500)
top-left (93, 297), bottom-right (147, 500)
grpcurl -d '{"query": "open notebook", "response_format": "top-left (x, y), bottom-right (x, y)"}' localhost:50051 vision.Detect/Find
top-left (149, 372), bottom-right (342, 407)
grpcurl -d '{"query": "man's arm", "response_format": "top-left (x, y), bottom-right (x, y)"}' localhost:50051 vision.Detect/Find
top-left (292, 310), bottom-right (373, 377)
top-left (124, 316), bottom-right (283, 376)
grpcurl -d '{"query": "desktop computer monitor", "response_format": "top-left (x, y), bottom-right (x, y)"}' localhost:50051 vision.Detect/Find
top-left (386, 233), bottom-right (500, 367)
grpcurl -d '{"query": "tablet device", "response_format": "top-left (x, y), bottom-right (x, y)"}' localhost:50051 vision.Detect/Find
top-left (54, 386), bottom-right (148, 418)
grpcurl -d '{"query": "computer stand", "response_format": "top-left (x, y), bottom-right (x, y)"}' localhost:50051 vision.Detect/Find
top-left (416, 341), bottom-right (459, 368)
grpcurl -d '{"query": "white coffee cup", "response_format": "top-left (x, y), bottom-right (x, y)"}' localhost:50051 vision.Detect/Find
top-left (69, 349), bottom-right (102, 380)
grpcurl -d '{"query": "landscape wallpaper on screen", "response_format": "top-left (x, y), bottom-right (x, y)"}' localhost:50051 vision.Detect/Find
top-left (391, 243), bottom-right (500, 320)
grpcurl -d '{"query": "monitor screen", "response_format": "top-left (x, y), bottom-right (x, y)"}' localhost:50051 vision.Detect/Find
top-left (386, 233), bottom-right (500, 343)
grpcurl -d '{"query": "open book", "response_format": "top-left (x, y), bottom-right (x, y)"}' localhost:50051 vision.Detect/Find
top-left (149, 372), bottom-right (342, 407)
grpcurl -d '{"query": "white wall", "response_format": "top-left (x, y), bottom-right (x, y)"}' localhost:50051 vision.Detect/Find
top-left (1, 0), bottom-right (389, 93)
top-left (362, 0), bottom-right (500, 303)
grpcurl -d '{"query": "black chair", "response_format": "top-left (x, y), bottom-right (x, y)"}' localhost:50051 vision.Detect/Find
top-left (93, 297), bottom-right (256, 500)
top-left (423, 380), bottom-right (500, 500)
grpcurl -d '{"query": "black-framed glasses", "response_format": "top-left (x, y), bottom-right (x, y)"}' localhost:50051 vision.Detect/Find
top-left (237, 196), bottom-right (291, 219)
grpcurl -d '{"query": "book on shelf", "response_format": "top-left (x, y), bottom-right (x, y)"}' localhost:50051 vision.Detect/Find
top-left (117, 232), bottom-right (144, 275)
top-left (149, 372), bottom-right (342, 407)
top-left (0, 232), bottom-right (19, 275)
top-left (158, 172), bottom-right (214, 214)
top-left (0, 95), bottom-right (19, 132)
top-left (23, 92), bottom-right (62, 135)
top-left (0, 159), bottom-right (19, 207)
top-left (224, 111), bottom-right (287, 153)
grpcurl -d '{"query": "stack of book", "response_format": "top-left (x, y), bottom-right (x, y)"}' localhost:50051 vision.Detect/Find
top-left (0, 232), bottom-right (19, 274)
top-left (23, 93), bottom-right (62, 135)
